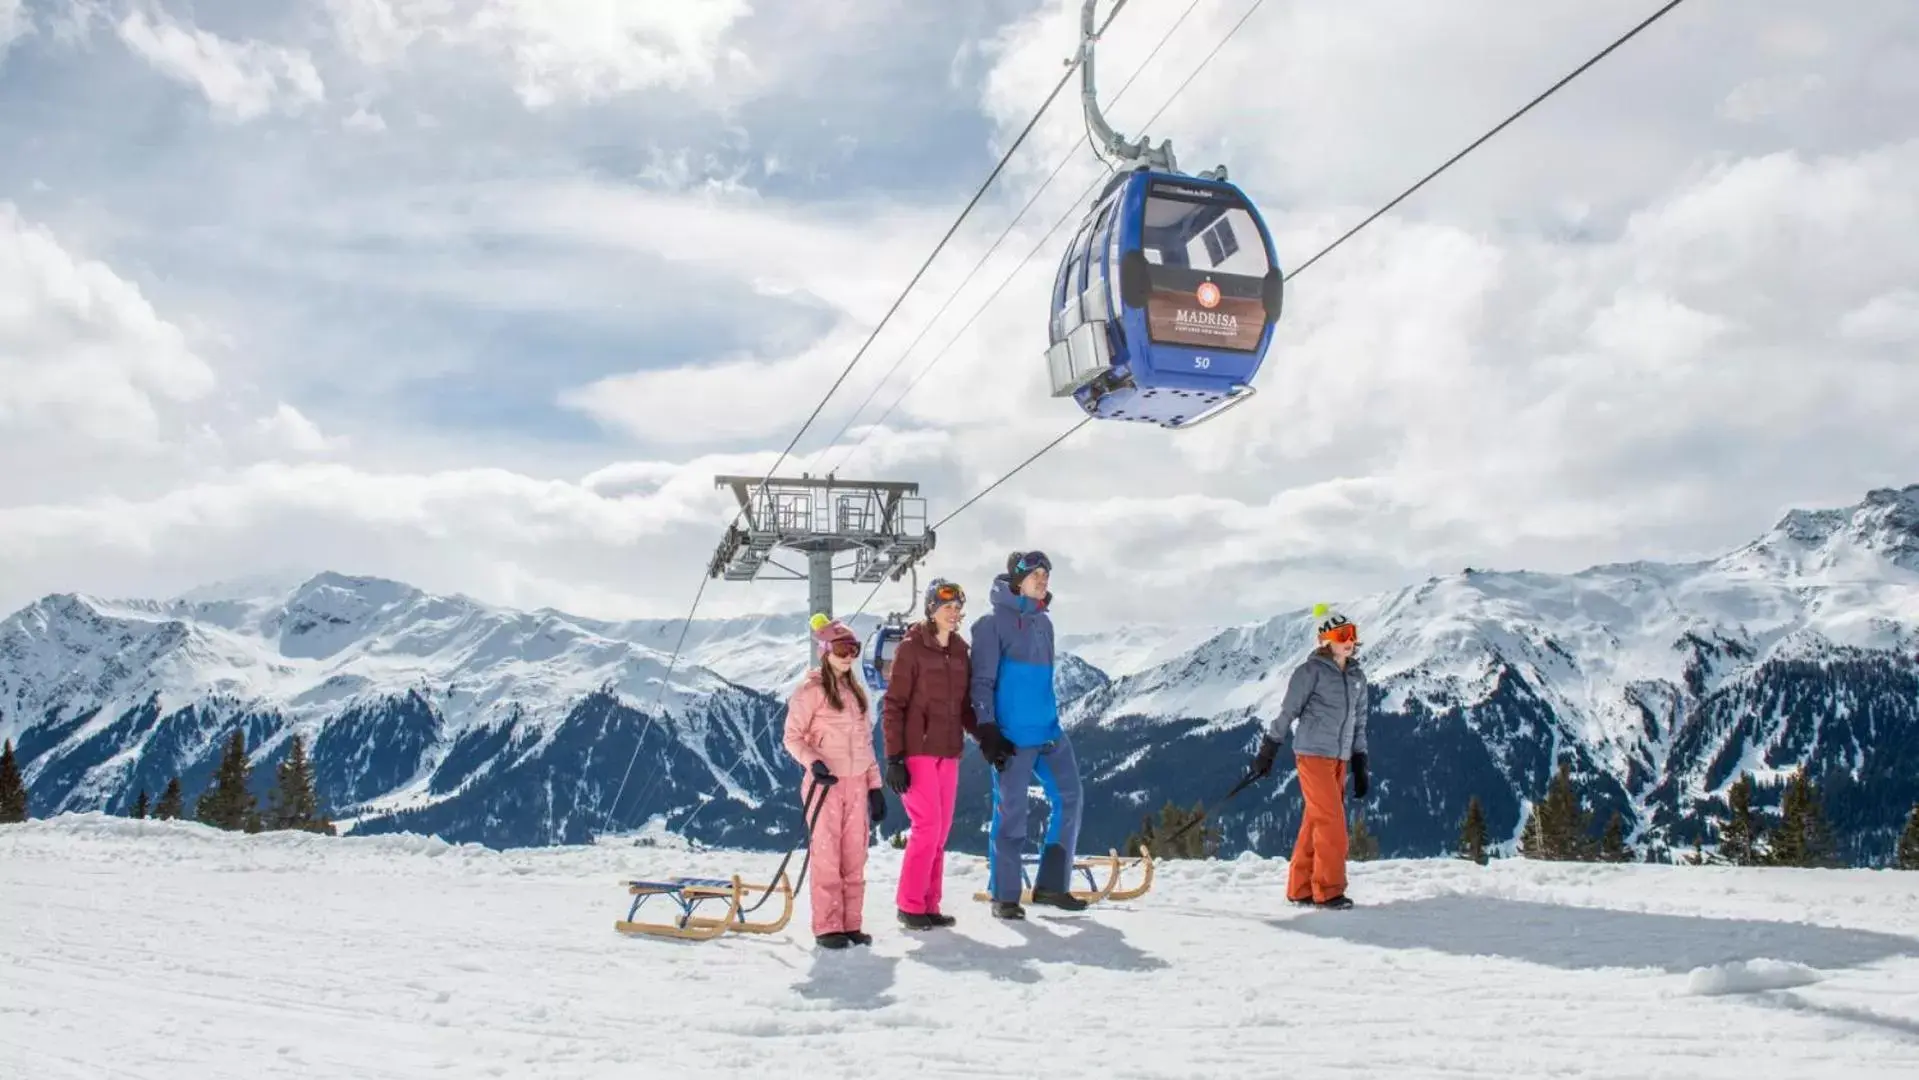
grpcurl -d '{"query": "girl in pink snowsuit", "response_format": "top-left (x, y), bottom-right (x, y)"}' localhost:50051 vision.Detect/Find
top-left (782, 614), bottom-right (885, 949)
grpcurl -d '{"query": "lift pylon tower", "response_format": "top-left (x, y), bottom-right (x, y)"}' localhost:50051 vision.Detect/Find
top-left (706, 474), bottom-right (935, 619)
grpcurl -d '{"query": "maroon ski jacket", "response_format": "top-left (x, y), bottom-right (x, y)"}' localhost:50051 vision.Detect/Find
top-left (880, 622), bottom-right (979, 759)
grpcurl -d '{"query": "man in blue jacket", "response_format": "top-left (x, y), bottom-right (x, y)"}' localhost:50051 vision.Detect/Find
top-left (969, 550), bottom-right (1089, 918)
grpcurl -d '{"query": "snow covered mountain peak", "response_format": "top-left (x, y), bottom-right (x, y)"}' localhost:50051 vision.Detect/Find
top-left (1068, 483), bottom-right (1919, 772)
top-left (3, 482), bottom-right (1917, 861)
top-left (0, 571), bottom-right (747, 750)
top-left (1722, 483), bottom-right (1919, 578)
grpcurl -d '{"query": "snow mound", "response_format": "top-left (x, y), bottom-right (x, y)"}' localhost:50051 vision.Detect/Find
top-left (1682, 958), bottom-right (1826, 996)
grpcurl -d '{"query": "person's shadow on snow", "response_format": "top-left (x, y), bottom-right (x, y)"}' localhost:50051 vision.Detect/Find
top-left (1265, 894), bottom-right (1919, 1043)
top-left (905, 913), bottom-right (1168, 983)
top-left (1266, 894), bottom-right (1919, 975)
top-left (792, 948), bottom-right (903, 1009)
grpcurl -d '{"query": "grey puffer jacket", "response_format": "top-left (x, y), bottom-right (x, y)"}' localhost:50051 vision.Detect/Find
top-left (1262, 650), bottom-right (1368, 760)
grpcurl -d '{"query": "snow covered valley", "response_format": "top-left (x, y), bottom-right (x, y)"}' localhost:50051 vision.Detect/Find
top-left (4, 814), bottom-right (1917, 1078)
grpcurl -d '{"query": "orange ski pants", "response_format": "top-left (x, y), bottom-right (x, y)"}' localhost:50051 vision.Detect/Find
top-left (1288, 754), bottom-right (1348, 903)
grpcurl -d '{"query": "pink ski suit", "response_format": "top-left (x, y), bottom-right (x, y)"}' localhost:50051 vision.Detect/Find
top-left (782, 668), bottom-right (882, 937)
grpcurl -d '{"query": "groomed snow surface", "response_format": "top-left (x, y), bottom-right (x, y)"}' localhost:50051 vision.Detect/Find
top-left (5, 816), bottom-right (1919, 1078)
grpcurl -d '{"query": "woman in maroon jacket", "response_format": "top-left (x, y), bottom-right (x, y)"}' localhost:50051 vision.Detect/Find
top-left (881, 578), bottom-right (979, 929)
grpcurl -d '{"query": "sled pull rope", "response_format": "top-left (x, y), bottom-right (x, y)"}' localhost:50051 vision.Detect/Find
top-left (1159, 769), bottom-right (1261, 846)
top-left (739, 776), bottom-right (832, 916)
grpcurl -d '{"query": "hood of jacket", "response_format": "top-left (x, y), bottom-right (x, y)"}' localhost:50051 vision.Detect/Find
top-left (989, 574), bottom-right (1052, 615)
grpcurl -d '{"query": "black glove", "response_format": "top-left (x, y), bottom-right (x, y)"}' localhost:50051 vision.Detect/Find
top-left (1350, 752), bottom-right (1369, 799)
top-left (1250, 734), bottom-right (1281, 778)
top-left (885, 756), bottom-right (910, 794)
top-left (810, 759), bottom-right (837, 786)
top-left (868, 788), bottom-right (887, 825)
top-left (976, 724), bottom-right (1015, 771)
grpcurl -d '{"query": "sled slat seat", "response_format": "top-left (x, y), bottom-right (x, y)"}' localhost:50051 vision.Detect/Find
top-left (614, 871), bottom-right (795, 941)
top-left (625, 876), bottom-right (736, 893)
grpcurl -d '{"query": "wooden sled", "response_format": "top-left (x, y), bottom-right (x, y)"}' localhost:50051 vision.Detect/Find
top-left (1105, 845), bottom-right (1155, 901)
top-left (971, 846), bottom-right (1155, 905)
top-left (613, 872), bottom-right (794, 941)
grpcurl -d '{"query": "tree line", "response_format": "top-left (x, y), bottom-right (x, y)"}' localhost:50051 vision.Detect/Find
top-left (1450, 758), bottom-right (1918, 869)
top-left (5, 734), bottom-right (1917, 871)
top-left (0, 731), bottom-right (335, 836)
top-left (1106, 755), bottom-right (1918, 871)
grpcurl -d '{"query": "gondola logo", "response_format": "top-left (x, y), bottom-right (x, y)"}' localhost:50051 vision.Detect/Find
top-left (1196, 281), bottom-right (1220, 309)
top-left (1174, 308), bottom-right (1237, 334)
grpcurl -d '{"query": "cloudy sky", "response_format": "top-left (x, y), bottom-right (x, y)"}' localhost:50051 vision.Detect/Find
top-left (1, 0), bottom-right (1915, 631)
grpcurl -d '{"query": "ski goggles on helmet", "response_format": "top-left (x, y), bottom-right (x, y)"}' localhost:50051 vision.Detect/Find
top-left (928, 581), bottom-right (966, 607)
top-left (1320, 622), bottom-right (1358, 644)
top-left (1012, 551), bottom-right (1052, 575)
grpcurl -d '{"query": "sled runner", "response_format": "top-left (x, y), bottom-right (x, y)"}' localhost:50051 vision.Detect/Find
top-left (971, 845), bottom-right (1155, 905)
top-left (613, 872), bottom-right (795, 941)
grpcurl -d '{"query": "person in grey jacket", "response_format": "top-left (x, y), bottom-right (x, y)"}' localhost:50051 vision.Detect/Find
top-left (1248, 604), bottom-right (1368, 909)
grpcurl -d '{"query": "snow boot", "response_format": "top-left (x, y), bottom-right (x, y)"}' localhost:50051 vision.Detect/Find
top-left (816, 931), bottom-right (852, 949)
top-left (1288, 895), bottom-right (1316, 907)
top-left (846, 929), bottom-right (873, 946)
top-left (1030, 888), bottom-right (1089, 911)
top-left (898, 911), bottom-right (936, 930)
top-left (1316, 895), bottom-right (1354, 910)
top-left (991, 901), bottom-right (1026, 920)
top-left (928, 911), bottom-right (957, 927)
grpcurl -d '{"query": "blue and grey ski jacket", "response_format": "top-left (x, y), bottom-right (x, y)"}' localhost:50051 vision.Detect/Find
top-left (968, 575), bottom-right (1060, 747)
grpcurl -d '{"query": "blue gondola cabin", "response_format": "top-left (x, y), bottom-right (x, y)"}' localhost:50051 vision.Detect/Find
top-left (1046, 168), bottom-right (1282, 429)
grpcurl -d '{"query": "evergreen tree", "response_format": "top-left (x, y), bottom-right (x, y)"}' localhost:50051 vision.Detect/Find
top-left (1348, 810), bottom-right (1381, 861)
top-left (1769, 767), bottom-right (1838, 868)
top-left (1520, 759), bottom-right (1598, 861)
top-left (1895, 803), bottom-right (1919, 871)
top-left (195, 729), bottom-right (256, 831)
top-left (1716, 772), bottom-right (1764, 866)
top-left (1600, 810), bottom-right (1632, 862)
top-left (1545, 759), bottom-right (1598, 860)
top-left (132, 790), bottom-right (150, 819)
top-left (0, 739), bottom-right (28, 823)
top-left (265, 734), bottom-right (333, 833)
top-left (153, 776), bottom-right (184, 820)
top-left (1456, 796), bottom-right (1489, 865)
top-left (1124, 800), bottom-right (1220, 859)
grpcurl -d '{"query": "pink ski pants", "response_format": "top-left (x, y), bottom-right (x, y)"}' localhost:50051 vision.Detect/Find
top-left (895, 755), bottom-right (959, 915)
top-left (806, 776), bottom-right (870, 936)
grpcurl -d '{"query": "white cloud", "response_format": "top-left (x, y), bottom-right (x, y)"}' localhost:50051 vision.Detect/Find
top-left (343, 104), bottom-right (387, 131)
top-left (0, 202), bottom-right (217, 447)
top-left (1838, 289), bottom-right (1919, 344)
top-left (253, 403), bottom-right (341, 455)
top-left (115, 7), bottom-right (325, 122)
top-left (0, 0), bottom-right (30, 59)
top-left (324, 0), bottom-right (756, 108)
top-left (560, 324), bottom-right (880, 446)
top-left (2, 0), bottom-right (1917, 635)
top-left (471, 0), bottom-right (755, 108)
top-left (324, 0), bottom-right (441, 67)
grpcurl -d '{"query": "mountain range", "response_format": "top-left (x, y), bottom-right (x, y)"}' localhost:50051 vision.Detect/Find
top-left (3, 483), bottom-right (1915, 865)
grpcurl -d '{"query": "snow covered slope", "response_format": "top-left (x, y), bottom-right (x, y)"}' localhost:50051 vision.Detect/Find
top-left (5, 814), bottom-right (1919, 1078)
top-left (1, 485), bottom-right (1914, 862)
